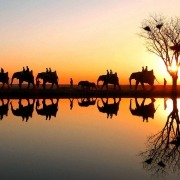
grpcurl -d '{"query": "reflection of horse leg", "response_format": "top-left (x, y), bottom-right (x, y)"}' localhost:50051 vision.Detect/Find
top-left (141, 98), bottom-right (146, 106)
top-left (135, 98), bottom-right (140, 108)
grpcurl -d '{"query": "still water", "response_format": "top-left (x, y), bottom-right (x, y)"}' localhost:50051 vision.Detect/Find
top-left (0, 98), bottom-right (179, 180)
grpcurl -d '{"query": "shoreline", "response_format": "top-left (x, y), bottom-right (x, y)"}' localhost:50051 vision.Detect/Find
top-left (0, 85), bottom-right (178, 99)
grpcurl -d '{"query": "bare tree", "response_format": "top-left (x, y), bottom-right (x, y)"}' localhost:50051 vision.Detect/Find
top-left (140, 15), bottom-right (180, 92)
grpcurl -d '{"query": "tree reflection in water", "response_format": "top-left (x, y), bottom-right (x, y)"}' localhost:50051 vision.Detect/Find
top-left (140, 97), bottom-right (180, 178)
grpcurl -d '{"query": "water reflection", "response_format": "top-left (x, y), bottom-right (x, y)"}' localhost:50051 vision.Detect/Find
top-left (77, 97), bottom-right (97, 107)
top-left (0, 99), bottom-right (9, 120)
top-left (140, 97), bottom-right (180, 177)
top-left (35, 99), bottom-right (59, 120)
top-left (0, 97), bottom-right (180, 179)
top-left (69, 98), bottom-right (74, 110)
top-left (129, 98), bottom-right (156, 122)
top-left (2, 98), bottom-right (122, 119)
top-left (10, 99), bottom-right (35, 122)
top-left (97, 98), bottom-right (121, 118)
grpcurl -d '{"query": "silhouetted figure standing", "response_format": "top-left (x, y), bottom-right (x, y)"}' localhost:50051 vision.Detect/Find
top-left (26, 66), bottom-right (29, 72)
top-left (110, 69), bottom-right (113, 75)
top-left (142, 66), bottom-right (144, 72)
top-left (23, 67), bottom-right (25, 72)
top-left (46, 68), bottom-right (49, 73)
top-left (49, 68), bottom-right (51, 72)
top-left (145, 66), bottom-right (148, 71)
top-left (107, 70), bottom-right (109, 76)
top-left (70, 78), bottom-right (73, 88)
top-left (1, 68), bottom-right (4, 73)
top-left (164, 78), bottom-right (167, 88)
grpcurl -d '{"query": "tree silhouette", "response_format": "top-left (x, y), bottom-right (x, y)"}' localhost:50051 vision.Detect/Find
top-left (140, 97), bottom-right (180, 178)
top-left (140, 15), bottom-right (180, 93)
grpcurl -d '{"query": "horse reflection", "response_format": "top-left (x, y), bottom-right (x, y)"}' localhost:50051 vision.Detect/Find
top-left (10, 99), bottom-right (35, 122)
top-left (97, 98), bottom-right (121, 118)
top-left (129, 98), bottom-right (156, 122)
top-left (140, 97), bottom-right (180, 177)
top-left (36, 99), bottom-right (59, 120)
top-left (78, 98), bottom-right (97, 107)
top-left (0, 99), bottom-right (9, 120)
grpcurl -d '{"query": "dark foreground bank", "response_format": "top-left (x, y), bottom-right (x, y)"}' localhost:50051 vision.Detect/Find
top-left (0, 85), bottom-right (179, 98)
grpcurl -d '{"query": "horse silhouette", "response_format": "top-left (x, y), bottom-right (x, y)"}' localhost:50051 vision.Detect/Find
top-left (97, 98), bottom-right (121, 118)
top-left (0, 72), bottom-right (9, 89)
top-left (89, 82), bottom-right (97, 90)
top-left (129, 98), bottom-right (156, 122)
top-left (36, 71), bottom-right (59, 89)
top-left (78, 81), bottom-right (96, 90)
top-left (11, 70), bottom-right (35, 88)
top-left (97, 73), bottom-right (120, 90)
top-left (36, 99), bottom-right (59, 120)
top-left (129, 70), bottom-right (155, 90)
top-left (0, 99), bottom-right (9, 120)
top-left (10, 99), bottom-right (35, 122)
top-left (78, 98), bottom-right (97, 107)
top-left (78, 81), bottom-right (90, 89)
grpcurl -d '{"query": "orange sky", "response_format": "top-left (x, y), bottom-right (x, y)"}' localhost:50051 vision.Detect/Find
top-left (0, 0), bottom-right (180, 85)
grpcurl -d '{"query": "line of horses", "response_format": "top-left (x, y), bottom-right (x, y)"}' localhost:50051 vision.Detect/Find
top-left (0, 68), bottom-right (156, 90)
top-left (0, 69), bottom-right (59, 89)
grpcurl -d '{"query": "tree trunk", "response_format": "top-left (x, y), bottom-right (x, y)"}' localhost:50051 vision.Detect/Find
top-left (172, 76), bottom-right (178, 95)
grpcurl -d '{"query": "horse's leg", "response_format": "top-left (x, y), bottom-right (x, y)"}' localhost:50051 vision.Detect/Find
top-left (19, 80), bottom-right (22, 89)
top-left (101, 83), bottom-right (104, 90)
top-left (32, 81), bottom-right (35, 89)
top-left (51, 83), bottom-right (54, 89)
top-left (117, 83), bottom-right (121, 90)
top-left (27, 82), bottom-right (30, 89)
top-left (42, 80), bottom-right (46, 89)
top-left (106, 84), bottom-right (108, 90)
top-left (135, 81), bottom-right (139, 90)
top-left (1, 83), bottom-right (4, 89)
top-left (56, 81), bottom-right (59, 88)
top-left (141, 82), bottom-right (145, 90)
top-left (6, 82), bottom-right (9, 88)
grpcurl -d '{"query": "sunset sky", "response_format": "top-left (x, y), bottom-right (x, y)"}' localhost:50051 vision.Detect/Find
top-left (0, 0), bottom-right (180, 85)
